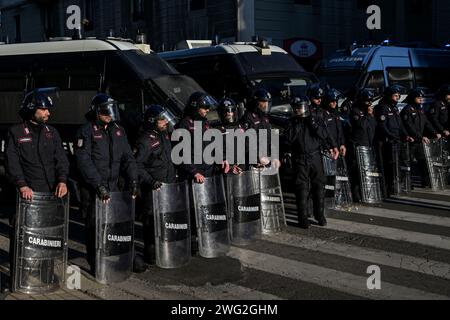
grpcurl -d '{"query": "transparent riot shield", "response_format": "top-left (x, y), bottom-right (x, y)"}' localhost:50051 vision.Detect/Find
top-left (259, 167), bottom-right (286, 234)
top-left (95, 192), bottom-right (134, 284)
top-left (333, 156), bottom-right (353, 210)
top-left (441, 138), bottom-right (450, 187)
top-left (392, 142), bottom-right (412, 195)
top-left (153, 181), bottom-right (191, 269)
top-left (356, 146), bottom-right (383, 204)
top-left (322, 152), bottom-right (338, 210)
top-left (192, 175), bottom-right (230, 258)
top-left (227, 170), bottom-right (261, 245)
top-left (423, 139), bottom-right (446, 191)
top-left (13, 192), bottom-right (69, 294)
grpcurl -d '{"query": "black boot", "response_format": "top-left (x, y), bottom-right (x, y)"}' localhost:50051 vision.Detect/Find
top-left (295, 187), bottom-right (310, 229)
top-left (313, 189), bottom-right (327, 227)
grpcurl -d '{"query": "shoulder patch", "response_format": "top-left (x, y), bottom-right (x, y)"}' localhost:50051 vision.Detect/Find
top-left (76, 138), bottom-right (84, 149)
top-left (380, 115), bottom-right (386, 121)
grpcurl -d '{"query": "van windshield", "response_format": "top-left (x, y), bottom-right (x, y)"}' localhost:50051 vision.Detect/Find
top-left (317, 70), bottom-right (361, 92)
top-left (249, 75), bottom-right (313, 114)
top-left (236, 51), bottom-right (306, 75)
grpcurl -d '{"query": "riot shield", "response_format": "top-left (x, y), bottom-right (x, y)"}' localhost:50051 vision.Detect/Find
top-left (322, 152), bottom-right (338, 209)
top-left (423, 139), bottom-right (446, 191)
top-left (193, 175), bottom-right (230, 258)
top-left (227, 170), bottom-right (261, 245)
top-left (441, 138), bottom-right (450, 187)
top-left (356, 146), bottom-right (383, 204)
top-left (392, 142), bottom-right (412, 195)
top-left (259, 167), bottom-right (286, 234)
top-left (13, 192), bottom-right (69, 294)
top-left (333, 156), bottom-right (353, 210)
top-left (153, 181), bottom-right (191, 269)
top-left (95, 192), bottom-right (134, 284)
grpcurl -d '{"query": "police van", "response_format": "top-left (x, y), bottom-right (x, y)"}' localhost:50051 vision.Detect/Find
top-left (0, 38), bottom-right (205, 201)
top-left (316, 44), bottom-right (450, 107)
top-left (159, 40), bottom-right (318, 124)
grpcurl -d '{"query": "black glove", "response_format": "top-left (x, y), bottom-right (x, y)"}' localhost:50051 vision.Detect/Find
top-left (130, 181), bottom-right (140, 198)
top-left (151, 180), bottom-right (163, 190)
top-left (96, 185), bottom-right (110, 201)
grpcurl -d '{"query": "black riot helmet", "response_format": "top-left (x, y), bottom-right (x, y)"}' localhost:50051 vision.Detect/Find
top-left (357, 89), bottom-right (376, 104)
top-left (250, 88), bottom-right (272, 114)
top-left (323, 88), bottom-right (342, 109)
top-left (218, 98), bottom-right (237, 124)
top-left (306, 84), bottom-right (325, 100)
top-left (19, 87), bottom-right (58, 121)
top-left (291, 96), bottom-right (311, 118)
top-left (404, 87), bottom-right (427, 105)
top-left (383, 84), bottom-right (405, 97)
top-left (185, 91), bottom-right (218, 118)
top-left (90, 93), bottom-right (121, 122)
top-left (436, 84), bottom-right (450, 102)
top-left (143, 104), bottom-right (177, 130)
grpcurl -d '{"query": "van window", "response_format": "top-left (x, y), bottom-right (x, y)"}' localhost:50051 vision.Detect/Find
top-left (387, 68), bottom-right (414, 90)
top-left (365, 71), bottom-right (384, 93)
top-left (414, 68), bottom-right (449, 92)
top-left (0, 73), bottom-right (27, 92)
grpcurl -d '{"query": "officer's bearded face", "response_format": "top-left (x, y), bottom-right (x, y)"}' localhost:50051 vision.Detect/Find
top-left (157, 119), bottom-right (169, 131)
top-left (198, 107), bottom-right (210, 118)
top-left (33, 108), bottom-right (50, 124)
top-left (99, 114), bottom-right (113, 124)
top-left (258, 101), bottom-right (269, 113)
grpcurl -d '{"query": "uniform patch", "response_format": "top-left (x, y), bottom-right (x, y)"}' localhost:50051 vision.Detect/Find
top-left (116, 130), bottom-right (122, 137)
top-left (354, 115), bottom-right (360, 121)
top-left (18, 137), bottom-right (32, 144)
top-left (46, 132), bottom-right (53, 139)
top-left (93, 134), bottom-right (103, 139)
top-left (380, 115), bottom-right (386, 121)
top-left (77, 139), bottom-right (84, 148)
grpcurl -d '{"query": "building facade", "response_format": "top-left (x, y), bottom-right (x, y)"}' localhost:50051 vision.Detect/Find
top-left (0, 0), bottom-right (449, 55)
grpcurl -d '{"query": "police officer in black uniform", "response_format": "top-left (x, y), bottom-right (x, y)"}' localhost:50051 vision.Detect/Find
top-left (74, 93), bottom-right (140, 273)
top-left (374, 85), bottom-right (413, 196)
top-left (177, 92), bottom-right (230, 182)
top-left (135, 105), bottom-right (177, 264)
top-left (322, 88), bottom-right (347, 157)
top-left (348, 89), bottom-right (377, 202)
top-left (216, 98), bottom-right (246, 174)
top-left (306, 84), bottom-right (326, 118)
top-left (284, 96), bottom-right (339, 229)
top-left (427, 85), bottom-right (450, 138)
top-left (401, 88), bottom-right (441, 187)
top-left (240, 89), bottom-right (281, 169)
top-left (5, 88), bottom-right (69, 290)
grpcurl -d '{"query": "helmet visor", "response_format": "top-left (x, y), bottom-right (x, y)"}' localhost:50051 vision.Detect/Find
top-left (97, 101), bottom-right (121, 121)
top-left (158, 110), bottom-right (178, 128)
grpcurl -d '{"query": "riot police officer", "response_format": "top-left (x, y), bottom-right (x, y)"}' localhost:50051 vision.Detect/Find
top-left (427, 85), bottom-right (450, 137)
top-left (375, 85), bottom-right (412, 196)
top-left (5, 88), bottom-right (69, 290)
top-left (217, 98), bottom-right (245, 174)
top-left (322, 88), bottom-right (347, 157)
top-left (401, 88), bottom-right (441, 187)
top-left (284, 96), bottom-right (338, 229)
top-left (135, 105), bottom-right (177, 264)
top-left (177, 92), bottom-right (230, 182)
top-left (306, 84), bottom-right (326, 117)
top-left (348, 89), bottom-right (377, 202)
top-left (240, 89), bottom-right (281, 169)
top-left (74, 93), bottom-right (140, 273)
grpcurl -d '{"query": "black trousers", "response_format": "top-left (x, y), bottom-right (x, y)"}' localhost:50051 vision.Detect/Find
top-left (293, 153), bottom-right (326, 221)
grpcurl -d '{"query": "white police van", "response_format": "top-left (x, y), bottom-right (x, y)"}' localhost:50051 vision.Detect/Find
top-left (0, 38), bottom-right (206, 202)
top-left (159, 40), bottom-right (318, 125)
top-left (316, 44), bottom-right (450, 108)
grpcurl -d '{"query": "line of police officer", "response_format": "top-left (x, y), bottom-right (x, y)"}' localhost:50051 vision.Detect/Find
top-left (4, 82), bottom-right (450, 288)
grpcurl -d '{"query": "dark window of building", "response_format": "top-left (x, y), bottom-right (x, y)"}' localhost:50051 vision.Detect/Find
top-left (14, 15), bottom-right (21, 43)
top-left (190, 0), bottom-right (206, 11)
top-left (356, 0), bottom-right (373, 10)
top-left (294, 0), bottom-right (312, 5)
top-left (132, 0), bottom-right (145, 21)
top-left (83, 0), bottom-right (94, 31)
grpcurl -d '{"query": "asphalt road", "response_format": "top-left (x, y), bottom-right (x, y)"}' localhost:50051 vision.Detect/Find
top-left (1, 187), bottom-right (450, 300)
